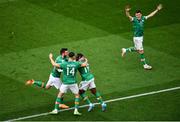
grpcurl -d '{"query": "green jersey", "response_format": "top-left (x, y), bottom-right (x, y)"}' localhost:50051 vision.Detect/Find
top-left (78, 64), bottom-right (94, 81)
top-left (51, 55), bottom-right (67, 78)
top-left (132, 16), bottom-right (147, 37)
top-left (60, 61), bottom-right (82, 84)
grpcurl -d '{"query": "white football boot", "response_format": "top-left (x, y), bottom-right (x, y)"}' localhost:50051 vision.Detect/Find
top-left (143, 64), bottom-right (152, 70)
top-left (74, 108), bottom-right (82, 116)
top-left (49, 109), bottom-right (58, 114)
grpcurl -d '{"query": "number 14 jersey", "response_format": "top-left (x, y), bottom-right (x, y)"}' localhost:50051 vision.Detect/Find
top-left (60, 61), bottom-right (82, 84)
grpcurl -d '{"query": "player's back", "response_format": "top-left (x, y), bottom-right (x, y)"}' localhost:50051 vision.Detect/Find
top-left (61, 61), bottom-right (81, 84)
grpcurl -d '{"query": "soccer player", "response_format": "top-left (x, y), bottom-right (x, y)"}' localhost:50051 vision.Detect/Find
top-left (49, 52), bottom-right (87, 115)
top-left (76, 53), bottom-right (107, 112)
top-left (26, 48), bottom-right (69, 109)
top-left (121, 4), bottom-right (163, 70)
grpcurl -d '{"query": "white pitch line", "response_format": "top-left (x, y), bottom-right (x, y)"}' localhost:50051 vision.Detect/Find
top-left (5, 86), bottom-right (180, 121)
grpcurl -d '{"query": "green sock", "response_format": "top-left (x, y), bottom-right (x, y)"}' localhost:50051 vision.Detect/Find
top-left (126, 47), bottom-right (136, 53)
top-left (95, 92), bottom-right (103, 104)
top-left (80, 93), bottom-right (91, 104)
top-left (55, 97), bottom-right (62, 110)
top-left (140, 53), bottom-right (147, 65)
top-left (74, 98), bottom-right (80, 109)
top-left (33, 80), bottom-right (46, 88)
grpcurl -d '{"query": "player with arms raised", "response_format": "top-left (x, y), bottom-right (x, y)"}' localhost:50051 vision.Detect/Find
top-left (121, 4), bottom-right (163, 70)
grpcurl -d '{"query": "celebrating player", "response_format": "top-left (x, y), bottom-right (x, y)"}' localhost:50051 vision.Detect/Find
top-left (49, 52), bottom-right (87, 115)
top-left (76, 53), bottom-right (107, 112)
top-left (121, 4), bottom-right (163, 70)
top-left (26, 48), bottom-right (69, 109)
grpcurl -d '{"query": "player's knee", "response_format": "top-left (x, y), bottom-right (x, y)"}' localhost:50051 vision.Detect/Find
top-left (58, 92), bottom-right (64, 98)
top-left (138, 50), bottom-right (144, 54)
top-left (75, 94), bottom-right (80, 98)
top-left (90, 88), bottom-right (97, 94)
top-left (45, 85), bottom-right (51, 89)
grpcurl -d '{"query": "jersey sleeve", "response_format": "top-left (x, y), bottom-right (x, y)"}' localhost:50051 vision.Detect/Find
top-left (144, 16), bottom-right (148, 20)
top-left (131, 17), bottom-right (135, 22)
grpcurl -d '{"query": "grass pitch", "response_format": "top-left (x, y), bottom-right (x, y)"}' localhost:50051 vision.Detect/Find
top-left (0, 0), bottom-right (180, 121)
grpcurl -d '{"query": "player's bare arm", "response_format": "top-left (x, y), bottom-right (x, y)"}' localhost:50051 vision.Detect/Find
top-left (146, 4), bottom-right (163, 19)
top-left (125, 5), bottom-right (133, 21)
top-left (49, 53), bottom-right (60, 68)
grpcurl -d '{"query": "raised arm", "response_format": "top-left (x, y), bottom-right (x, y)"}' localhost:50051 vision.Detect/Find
top-left (49, 53), bottom-right (60, 68)
top-left (125, 5), bottom-right (133, 21)
top-left (146, 4), bottom-right (162, 19)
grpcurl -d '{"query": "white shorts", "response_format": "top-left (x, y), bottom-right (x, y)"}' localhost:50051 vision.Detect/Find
top-left (133, 36), bottom-right (144, 50)
top-left (60, 83), bottom-right (79, 94)
top-left (79, 78), bottom-right (96, 91)
top-left (46, 74), bottom-right (62, 89)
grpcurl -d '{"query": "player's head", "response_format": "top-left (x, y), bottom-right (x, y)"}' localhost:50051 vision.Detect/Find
top-left (60, 48), bottom-right (68, 56)
top-left (68, 52), bottom-right (76, 60)
top-left (76, 53), bottom-right (85, 61)
top-left (135, 10), bottom-right (142, 20)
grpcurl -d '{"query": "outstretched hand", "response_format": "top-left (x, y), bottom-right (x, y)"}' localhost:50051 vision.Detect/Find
top-left (125, 5), bottom-right (131, 12)
top-left (157, 4), bottom-right (163, 11)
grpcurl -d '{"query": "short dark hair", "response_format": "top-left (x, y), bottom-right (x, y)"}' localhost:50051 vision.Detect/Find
top-left (60, 48), bottom-right (68, 55)
top-left (69, 52), bottom-right (75, 58)
top-left (76, 53), bottom-right (84, 61)
top-left (136, 10), bottom-right (142, 13)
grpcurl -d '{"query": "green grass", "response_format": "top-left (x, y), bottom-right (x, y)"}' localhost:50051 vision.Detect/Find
top-left (0, 0), bottom-right (180, 121)
top-left (26, 86), bottom-right (180, 121)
